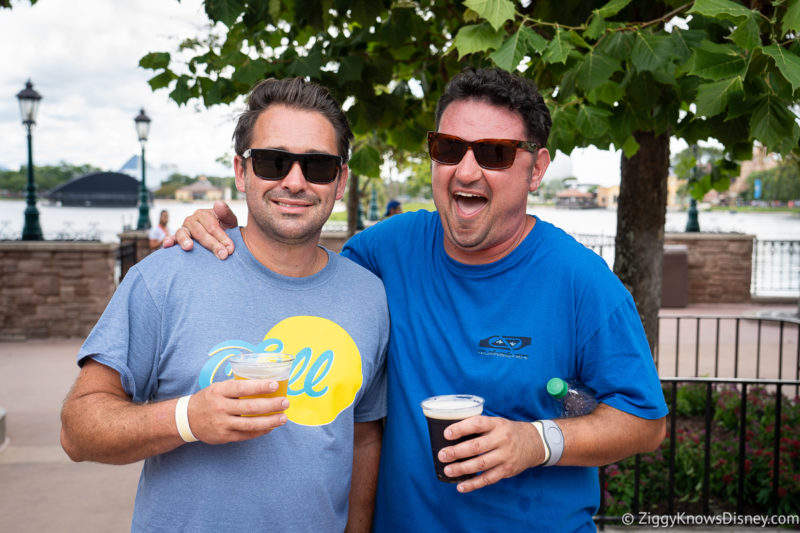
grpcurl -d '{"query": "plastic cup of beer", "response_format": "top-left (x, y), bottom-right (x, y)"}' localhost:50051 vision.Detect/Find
top-left (229, 352), bottom-right (295, 416)
top-left (420, 394), bottom-right (485, 483)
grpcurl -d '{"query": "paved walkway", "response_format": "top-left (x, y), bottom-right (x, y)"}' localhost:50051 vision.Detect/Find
top-left (0, 303), bottom-right (796, 532)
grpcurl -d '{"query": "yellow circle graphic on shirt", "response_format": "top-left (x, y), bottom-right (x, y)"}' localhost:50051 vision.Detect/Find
top-left (264, 316), bottom-right (363, 426)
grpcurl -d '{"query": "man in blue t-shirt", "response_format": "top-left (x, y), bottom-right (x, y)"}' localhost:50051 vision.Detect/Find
top-left (169, 68), bottom-right (668, 531)
top-left (60, 78), bottom-right (389, 533)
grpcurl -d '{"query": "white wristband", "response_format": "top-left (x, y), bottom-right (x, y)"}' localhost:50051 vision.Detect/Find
top-left (531, 421), bottom-right (551, 465)
top-left (539, 419), bottom-right (564, 466)
top-left (175, 395), bottom-right (198, 443)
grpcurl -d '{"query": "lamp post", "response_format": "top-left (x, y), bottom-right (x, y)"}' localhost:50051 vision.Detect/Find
top-left (368, 182), bottom-right (380, 221)
top-left (16, 80), bottom-right (43, 241)
top-left (134, 108), bottom-right (152, 230)
top-left (685, 144), bottom-right (700, 232)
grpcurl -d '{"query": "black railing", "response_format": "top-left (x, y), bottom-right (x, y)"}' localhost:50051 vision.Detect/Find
top-left (594, 314), bottom-right (800, 528)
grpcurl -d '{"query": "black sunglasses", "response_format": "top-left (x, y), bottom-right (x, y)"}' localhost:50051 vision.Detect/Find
top-left (242, 148), bottom-right (343, 184)
top-left (427, 131), bottom-right (539, 170)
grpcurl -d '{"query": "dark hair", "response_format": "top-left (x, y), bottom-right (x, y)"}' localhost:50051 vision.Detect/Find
top-left (435, 68), bottom-right (551, 147)
top-left (233, 77), bottom-right (353, 162)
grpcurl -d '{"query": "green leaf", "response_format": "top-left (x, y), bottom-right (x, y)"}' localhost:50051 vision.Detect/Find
top-left (170, 76), bottom-right (194, 106)
top-left (631, 32), bottom-right (673, 72)
top-left (349, 144), bottom-right (382, 177)
top-left (147, 70), bottom-right (177, 91)
top-left (585, 12), bottom-right (606, 41)
top-left (543, 28), bottom-right (573, 64)
top-left (490, 29), bottom-right (529, 72)
top-left (596, 0), bottom-right (633, 18)
top-left (695, 76), bottom-right (744, 117)
top-left (761, 44), bottom-right (800, 93)
top-left (783, 0), bottom-right (800, 36)
top-left (575, 50), bottom-right (620, 91)
top-left (728, 14), bottom-right (759, 50)
top-left (453, 23), bottom-right (505, 59)
top-left (287, 49), bottom-right (324, 77)
top-left (338, 55), bottom-right (365, 82)
top-left (686, 41), bottom-right (747, 81)
top-left (670, 28), bottom-right (705, 63)
top-left (575, 105), bottom-right (612, 138)
top-left (750, 93), bottom-right (799, 153)
top-left (204, 0), bottom-right (245, 26)
top-left (490, 26), bottom-right (543, 71)
top-left (621, 135), bottom-right (639, 158)
top-left (688, 0), bottom-right (753, 20)
top-left (463, 0), bottom-right (515, 32)
top-left (233, 58), bottom-right (268, 87)
top-left (597, 31), bottom-right (634, 62)
top-left (139, 52), bottom-right (171, 70)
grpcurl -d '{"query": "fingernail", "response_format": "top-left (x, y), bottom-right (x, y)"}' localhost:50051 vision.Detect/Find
top-left (279, 414), bottom-right (287, 424)
top-left (181, 240), bottom-right (191, 248)
top-left (281, 399), bottom-right (289, 409)
top-left (217, 249), bottom-right (227, 259)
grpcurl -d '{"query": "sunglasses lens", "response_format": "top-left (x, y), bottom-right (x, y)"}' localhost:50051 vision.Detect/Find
top-left (303, 154), bottom-right (340, 183)
top-left (430, 134), bottom-right (467, 164)
top-left (252, 151), bottom-right (288, 180)
top-left (474, 141), bottom-right (516, 169)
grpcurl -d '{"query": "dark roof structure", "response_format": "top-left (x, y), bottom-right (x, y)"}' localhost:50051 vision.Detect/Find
top-left (46, 171), bottom-right (151, 207)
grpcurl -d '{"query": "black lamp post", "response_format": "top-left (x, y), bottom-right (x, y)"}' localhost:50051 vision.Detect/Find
top-left (16, 80), bottom-right (43, 241)
top-left (685, 144), bottom-right (700, 232)
top-left (134, 108), bottom-right (152, 230)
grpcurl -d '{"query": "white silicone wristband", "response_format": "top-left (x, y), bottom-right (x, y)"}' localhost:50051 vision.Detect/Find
top-left (175, 395), bottom-right (198, 443)
top-left (539, 419), bottom-right (564, 466)
top-left (531, 421), bottom-right (551, 465)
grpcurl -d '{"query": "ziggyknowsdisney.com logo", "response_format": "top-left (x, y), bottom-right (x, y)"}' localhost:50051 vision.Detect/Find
top-left (622, 511), bottom-right (800, 528)
top-left (477, 335), bottom-right (532, 360)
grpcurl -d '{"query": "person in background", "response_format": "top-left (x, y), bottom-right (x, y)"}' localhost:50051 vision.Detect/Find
top-left (60, 77), bottom-right (389, 533)
top-left (148, 209), bottom-right (170, 250)
top-left (166, 67), bottom-right (667, 532)
top-left (384, 199), bottom-right (402, 218)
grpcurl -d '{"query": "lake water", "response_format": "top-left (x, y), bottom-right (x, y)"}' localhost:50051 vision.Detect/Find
top-left (0, 199), bottom-right (798, 243)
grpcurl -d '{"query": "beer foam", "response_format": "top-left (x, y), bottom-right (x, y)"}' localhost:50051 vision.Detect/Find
top-left (421, 395), bottom-right (484, 419)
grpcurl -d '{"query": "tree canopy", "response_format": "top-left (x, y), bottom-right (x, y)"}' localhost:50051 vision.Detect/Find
top-left (137, 0), bottom-right (800, 347)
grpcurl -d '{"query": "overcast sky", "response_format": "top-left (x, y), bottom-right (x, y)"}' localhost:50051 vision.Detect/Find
top-left (0, 0), bottom-right (625, 186)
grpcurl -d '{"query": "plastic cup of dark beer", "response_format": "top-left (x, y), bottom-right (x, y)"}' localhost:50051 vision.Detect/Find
top-left (420, 394), bottom-right (485, 483)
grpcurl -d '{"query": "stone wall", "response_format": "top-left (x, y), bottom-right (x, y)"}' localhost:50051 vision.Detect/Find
top-left (0, 241), bottom-right (117, 340)
top-left (664, 233), bottom-right (754, 304)
top-left (0, 231), bottom-right (758, 340)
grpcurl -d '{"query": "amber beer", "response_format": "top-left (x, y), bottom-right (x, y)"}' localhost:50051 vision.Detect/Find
top-left (420, 394), bottom-right (485, 483)
top-left (229, 353), bottom-right (295, 416)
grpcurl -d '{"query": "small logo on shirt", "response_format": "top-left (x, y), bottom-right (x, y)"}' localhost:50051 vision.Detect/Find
top-left (477, 335), bottom-right (532, 359)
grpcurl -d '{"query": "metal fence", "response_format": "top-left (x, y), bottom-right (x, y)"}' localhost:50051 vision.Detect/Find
top-left (595, 314), bottom-right (800, 527)
top-left (752, 239), bottom-right (800, 297)
top-left (573, 235), bottom-right (800, 298)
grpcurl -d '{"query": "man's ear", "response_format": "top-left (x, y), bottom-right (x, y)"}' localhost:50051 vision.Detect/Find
top-left (234, 155), bottom-right (247, 193)
top-left (335, 164), bottom-right (349, 201)
top-left (529, 148), bottom-right (551, 193)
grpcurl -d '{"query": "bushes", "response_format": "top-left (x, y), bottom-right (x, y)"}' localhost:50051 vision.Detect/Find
top-left (603, 383), bottom-right (800, 518)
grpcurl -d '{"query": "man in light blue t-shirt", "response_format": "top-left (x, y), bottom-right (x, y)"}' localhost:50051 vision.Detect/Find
top-left (60, 78), bottom-right (389, 533)
top-left (170, 68), bottom-right (668, 532)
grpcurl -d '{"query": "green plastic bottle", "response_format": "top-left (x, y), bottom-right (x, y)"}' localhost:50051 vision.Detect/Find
top-left (546, 377), bottom-right (597, 418)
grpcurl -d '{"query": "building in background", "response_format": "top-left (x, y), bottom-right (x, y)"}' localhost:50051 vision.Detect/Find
top-left (175, 176), bottom-right (223, 202)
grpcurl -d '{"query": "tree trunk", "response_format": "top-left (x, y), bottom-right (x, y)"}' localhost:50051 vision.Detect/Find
top-left (614, 130), bottom-right (670, 354)
top-left (347, 173), bottom-right (359, 237)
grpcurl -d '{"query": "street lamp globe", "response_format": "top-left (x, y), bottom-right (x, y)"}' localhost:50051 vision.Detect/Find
top-left (17, 79), bottom-right (42, 125)
top-left (134, 108), bottom-right (152, 230)
top-left (16, 79), bottom-right (43, 241)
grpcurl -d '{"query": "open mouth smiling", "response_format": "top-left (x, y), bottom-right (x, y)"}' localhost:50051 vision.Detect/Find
top-left (454, 192), bottom-right (488, 216)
